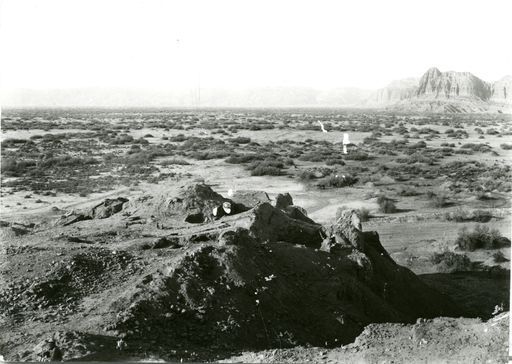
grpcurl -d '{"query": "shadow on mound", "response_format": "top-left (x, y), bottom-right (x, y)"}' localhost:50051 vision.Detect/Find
top-left (420, 270), bottom-right (510, 319)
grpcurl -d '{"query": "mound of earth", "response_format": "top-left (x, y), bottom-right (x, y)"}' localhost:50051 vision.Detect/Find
top-left (223, 312), bottom-right (509, 363)
top-left (123, 183), bottom-right (248, 225)
top-left (0, 183), bottom-right (479, 361)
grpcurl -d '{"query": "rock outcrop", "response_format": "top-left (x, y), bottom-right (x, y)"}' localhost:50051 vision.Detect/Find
top-left (490, 75), bottom-right (512, 103)
top-left (416, 67), bottom-right (491, 100)
top-left (365, 67), bottom-right (512, 113)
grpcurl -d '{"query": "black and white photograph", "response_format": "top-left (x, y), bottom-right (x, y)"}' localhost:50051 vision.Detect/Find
top-left (0, 0), bottom-right (511, 362)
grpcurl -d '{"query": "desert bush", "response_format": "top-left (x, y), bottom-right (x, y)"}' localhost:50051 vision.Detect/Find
top-left (39, 155), bottom-right (98, 168)
top-left (298, 170), bottom-right (317, 181)
top-left (445, 208), bottom-right (492, 223)
top-left (225, 153), bottom-right (264, 164)
top-left (377, 195), bottom-right (397, 213)
top-left (344, 152), bottom-right (371, 161)
top-left (429, 251), bottom-right (473, 272)
top-left (409, 141), bottom-right (427, 149)
top-left (456, 225), bottom-right (510, 251)
top-left (247, 160), bottom-right (286, 176)
top-left (493, 251), bottom-right (509, 263)
top-left (460, 143), bottom-right (492, 153)
top-left (195, 151), bottom-right (229, 160)
top-left (440, 142), bottom-right (456, 147)
top-left (228, 136), bottom-right (251, 144)
top-left (160, 158), bottom-right (190, 166)
top-left (397, 186), bottom-right (419, 196)
top-left (1, 158), bottom-right (36, 175)
top-left (429, 194), bottom-right (448, 208)
top-left (357, 208), bottom-right (371, 222)
top-left (500, 143), bottom-right (512, 150)
top-left (169, 134), bottom-right (187, 142)
top-left (250, 166), bottom-right (282, 176)
top-left (298, 168), bottom-right (332, 181)
top-left (316, 174), bottom-right (357, 189)
top-left (325, 158), bottom-right (345, 166)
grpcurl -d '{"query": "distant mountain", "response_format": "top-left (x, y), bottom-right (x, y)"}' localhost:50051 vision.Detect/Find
top-left (416, 67), bottom-right (491, 100)
top-left (368, 67), bottom-right (512, 113)
top-left (2, 68), bottom-right (510, 112)
top-left (1, 87), bottom-right (373, 108)
top-left (491, 75), bottom-right (512, 103)
top-left (365, 78), bottom-right (418, 106)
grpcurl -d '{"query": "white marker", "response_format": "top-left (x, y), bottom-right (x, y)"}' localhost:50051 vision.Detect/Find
top-left (342, 133), bottom-right (350, 154)
top-left (318, 121), bottom-right (327, 133)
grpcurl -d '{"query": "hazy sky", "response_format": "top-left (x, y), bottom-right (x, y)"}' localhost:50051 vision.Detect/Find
top-left (1, 0), bottom-right (511, 92)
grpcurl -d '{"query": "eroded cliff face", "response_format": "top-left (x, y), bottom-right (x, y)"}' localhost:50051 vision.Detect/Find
top-left (490, 75), bottom-right (512, 103)
top-left (366, 67), bottom-right (511, 113)
top-left (416, 67), bottom-right (491, 101)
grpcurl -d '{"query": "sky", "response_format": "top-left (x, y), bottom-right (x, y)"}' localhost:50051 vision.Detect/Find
top-left (1, 0), bottom-right (511, 104)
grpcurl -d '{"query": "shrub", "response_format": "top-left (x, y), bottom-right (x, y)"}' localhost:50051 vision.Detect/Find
top-left (471, 210), bottom-right (493, 223)
top-left (430, 194), bottom-right (448, 208)
top-left (456, 225), bottom-right (510, 251)
top-left (429, 251), bottom-right (473, 272)
top-left (316, 174), bottom-right (357, 189)
top-left (169, 134), bottom-right (187, 142)
top-left (445, 208), bottom-right (492, 223)
top-left (344, 152), bottom-right (371, 161)
top-left (398, 186), bottom-right (419, 196)
top-left (325, 158), bottom-right (345, 166)
top-left (377, 195), bottom-right (397, 213)
top-left (250, 166), bottom-right (283, 176)
top-left (160, 158), bottom-right (190, 166)
top-left (500, 143), bottom-right (512, 150)
top-left (247, 160), bottom-right (285, 176)
top-left (357, 208), bottom-right (371, 222)
top-left (225, 153), bottom-right (264, 164)
top-left (493, 251), bottom-right (509, 263)
top-left (229, 136), bottom-right (251, 144)
top-left (460, 143), bottom-right (492, 153)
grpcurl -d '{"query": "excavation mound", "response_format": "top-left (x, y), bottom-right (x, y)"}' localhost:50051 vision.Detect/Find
top-left (123, 183), bottom-right (248, 225)
top-left (1, 183), bottom-right (463, 361)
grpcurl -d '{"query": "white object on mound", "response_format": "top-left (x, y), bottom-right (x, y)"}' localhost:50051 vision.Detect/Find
top-left (222, 201), bottom-right (232, 214)
top-left (227, 188), bottom-right (234, 197)
top-left (318, 121), bottom-right (327, 133)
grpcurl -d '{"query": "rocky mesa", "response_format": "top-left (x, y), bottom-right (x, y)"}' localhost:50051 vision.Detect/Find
top-left (366, 67), bottom-right (512, 113)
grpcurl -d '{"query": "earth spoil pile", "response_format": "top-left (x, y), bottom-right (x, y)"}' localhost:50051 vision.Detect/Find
top-left (0, 183), bottom-right (467, 361)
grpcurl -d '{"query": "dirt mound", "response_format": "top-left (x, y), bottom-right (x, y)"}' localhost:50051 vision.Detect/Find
top-left (124, 183), bottom-right (248, 224)
top-left (236, 202), bottom-right (323, 247)
top-left (229, 190), bottom-right (270, 208)
top-left (223, 312), bottom-right (509, 363)
top-left (26, 331), bottom-right (120, 362)
top-left (56, 197), bottom-right (129, 226)
top-left (0, 184), bottom-right (472, 361)
top-left (100, 193), bottom-right (459, 359)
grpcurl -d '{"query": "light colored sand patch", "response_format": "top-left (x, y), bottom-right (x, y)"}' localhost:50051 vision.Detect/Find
top-left (0, 129), bottom-right (86, 141)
